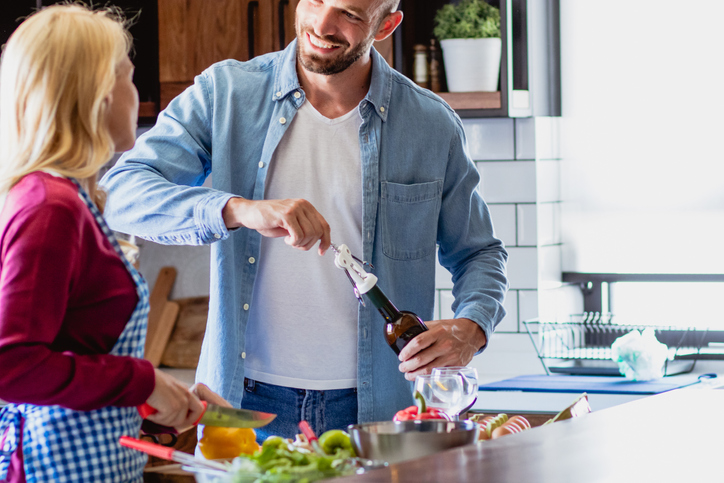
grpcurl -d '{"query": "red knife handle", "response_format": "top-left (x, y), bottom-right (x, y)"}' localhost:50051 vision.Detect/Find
top-left (298, 420), bottom-right (318, 442)
top-left (137, 400), bottom-right (208, 425)
top-left (120, 436), bottom-right (175, 460)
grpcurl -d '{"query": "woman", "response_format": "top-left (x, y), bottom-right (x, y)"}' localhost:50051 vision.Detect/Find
top-left (0, 5), bottom-right (214, 482)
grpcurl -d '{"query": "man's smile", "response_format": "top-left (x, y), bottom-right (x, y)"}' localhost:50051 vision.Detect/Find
top-left (307, 32), bottom-right (342, 51)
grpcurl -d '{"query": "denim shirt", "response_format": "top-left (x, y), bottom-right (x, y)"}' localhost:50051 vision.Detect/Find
top-left (101, 40), bottom-right (508, 422)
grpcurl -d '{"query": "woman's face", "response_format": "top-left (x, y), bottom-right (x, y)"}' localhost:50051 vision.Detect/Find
top-left (106, 55), bottom-right (139, 152)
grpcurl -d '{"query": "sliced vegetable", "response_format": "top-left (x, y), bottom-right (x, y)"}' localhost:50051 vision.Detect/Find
top-left (228, 436), bottom-right (358, 483)
top-left (393, 391), bottom-right (449, 421)
top-left (318, 429), bottom-right (355, 456)
top-left (198, 426), bottom-right (260, 460)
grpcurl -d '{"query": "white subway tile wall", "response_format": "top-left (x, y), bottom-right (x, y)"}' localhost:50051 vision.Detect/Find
top-left (488, 204), bottom-right (516, 246)
top-left (533, 116), bottom-right (561, 160)
top-left (477, 160), bottom-right (537, 203)
top-left (538, 202), bottom-right (561, 246)
top-left (461, 118), bottom-right (515, 160)
top-left (498, 290), bottom-right (519, 332)
top-left (516, 203), bottom-right (538, 246)
top-left (433, 117), bottom-right (562, 335)
top-left (539, 245), bottom-right (562, 290)
top-left (505, 247), bottom-right (539, 289)
top-left (515, 117), bottom-right (537, 160)
top-left (537, 159), bottom-right (561, 203)
top-left (518, 290), bottom-right (539, 325)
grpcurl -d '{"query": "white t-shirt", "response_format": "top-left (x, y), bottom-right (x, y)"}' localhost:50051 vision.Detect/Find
top-left (244, 100), bottom-right (363, 390)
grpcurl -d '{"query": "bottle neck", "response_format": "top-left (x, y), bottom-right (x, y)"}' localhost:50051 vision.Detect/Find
top-left (365, 285), bottom-right (401, 322)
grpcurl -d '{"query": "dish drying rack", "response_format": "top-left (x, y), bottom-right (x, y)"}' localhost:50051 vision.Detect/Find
top-left (523, 313), bottom-right (711, 376)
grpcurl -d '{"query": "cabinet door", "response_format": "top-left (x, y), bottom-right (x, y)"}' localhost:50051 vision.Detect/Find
top-left (272, 0), bottom-right (300, 51)
top-left (248, 0), bottom-right (275, 57)
top-left (159, 0), bottom-right (276, 108)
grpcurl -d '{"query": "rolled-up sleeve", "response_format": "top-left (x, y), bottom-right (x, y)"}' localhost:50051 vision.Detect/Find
top-left (101, 72), bottom-right (235, 245)
top-left (437, 119), bottom-right (509, 351)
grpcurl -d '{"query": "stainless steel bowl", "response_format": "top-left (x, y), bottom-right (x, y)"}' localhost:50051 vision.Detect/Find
top-left (348, 419), bottom-right (479, 465)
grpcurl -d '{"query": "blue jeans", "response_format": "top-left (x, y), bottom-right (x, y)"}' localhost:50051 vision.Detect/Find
top-left (240, 378), bottom-right (358, 443)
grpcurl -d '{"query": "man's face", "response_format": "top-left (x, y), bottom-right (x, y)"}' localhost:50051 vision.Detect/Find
top-left (295, 0), bottom-right (388, 75)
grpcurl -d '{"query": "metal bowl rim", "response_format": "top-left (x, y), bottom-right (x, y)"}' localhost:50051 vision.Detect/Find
top-left (348, 419), bottom-right (477, 434)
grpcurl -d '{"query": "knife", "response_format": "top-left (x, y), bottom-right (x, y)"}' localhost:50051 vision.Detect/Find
top-left (138, 401), bottom-right (276, 428)
top-left (119, 436), bottom-right (229, 472)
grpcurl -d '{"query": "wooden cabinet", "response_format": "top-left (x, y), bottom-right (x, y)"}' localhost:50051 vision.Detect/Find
top-left (157, 0), bottom-right (300, 109)
top-left (157, 0), bottom-right (394, 110)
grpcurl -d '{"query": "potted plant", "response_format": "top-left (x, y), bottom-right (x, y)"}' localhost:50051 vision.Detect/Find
top-left (433, 0), bottom-right (502, 92)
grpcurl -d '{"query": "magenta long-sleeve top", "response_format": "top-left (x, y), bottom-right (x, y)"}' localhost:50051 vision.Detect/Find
top-left (0, 172), bottom-right (155, 482)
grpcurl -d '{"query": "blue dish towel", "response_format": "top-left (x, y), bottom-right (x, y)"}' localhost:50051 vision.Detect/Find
top-left (478, 374), bottom-right (716, 395)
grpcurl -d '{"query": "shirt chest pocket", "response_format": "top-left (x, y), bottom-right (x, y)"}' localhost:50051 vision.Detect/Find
top-left (381, 180), bottom-right (443, 260)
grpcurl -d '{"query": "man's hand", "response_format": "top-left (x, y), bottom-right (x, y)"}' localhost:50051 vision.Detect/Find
top-left (222, 197), bottom-right (331, 255)
top-left (397, 318), bottom-right (487, 381)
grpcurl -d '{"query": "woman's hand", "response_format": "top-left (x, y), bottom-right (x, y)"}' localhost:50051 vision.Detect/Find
top-left (190, 382), bottom-right (232, 408)
top-left (144, 369), bottom-right (205, 429)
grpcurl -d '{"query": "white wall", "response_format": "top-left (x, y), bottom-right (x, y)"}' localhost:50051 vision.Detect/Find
top-left (559, 0), bottom-right (724, 274)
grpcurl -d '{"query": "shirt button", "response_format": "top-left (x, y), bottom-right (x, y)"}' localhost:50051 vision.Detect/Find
top-left (279, 117), bottom-right (287, 124)
top-left (248, 257), bottom-right (256, 264)
top-left (258, 161), bottom-right (265, 168)
top-left (241, 352), bottom-right (246, 359)
top-left (380, 106), bottom-right (385, 112)
top-left (243, 303), bottom-right (249, 310)
top-left (294, 91), bottom-right (301, 99)
top-left (276, 91), bottom-right (282, 98)
top-left (213, 233), bottom-right (221, 239)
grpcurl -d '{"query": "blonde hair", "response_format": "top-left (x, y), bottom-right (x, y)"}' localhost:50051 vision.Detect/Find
top-left (0, 3), bottom-right (132, 206)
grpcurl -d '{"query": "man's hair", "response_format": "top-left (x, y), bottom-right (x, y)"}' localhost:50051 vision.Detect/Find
top-left (0, 3), bottom-right (132, 202)
top-left (383, 0), bottom-right (401, 12)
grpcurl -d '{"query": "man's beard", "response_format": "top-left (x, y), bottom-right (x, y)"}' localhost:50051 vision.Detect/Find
top-left (295, 23), bottom-right (373, 75)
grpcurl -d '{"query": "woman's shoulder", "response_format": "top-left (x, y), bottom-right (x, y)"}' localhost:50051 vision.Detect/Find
top-left (6, 172), bottom-right (84, 217)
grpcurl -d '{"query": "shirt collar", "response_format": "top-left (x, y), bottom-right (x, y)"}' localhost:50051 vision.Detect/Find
top-left (274, 40), bottom-right (392, 122)
top-left (363, 47), bottom-right (392, 122)
top-left (273, 40), bottom-right (303, 102)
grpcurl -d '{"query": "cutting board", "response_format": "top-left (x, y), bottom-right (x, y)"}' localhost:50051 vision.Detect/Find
top-left (160, 296), bottom-right (209, 368)
top-left (144, 266), bottom-right (178, 367)
top-left (478, 374), bottom-right (708, 395)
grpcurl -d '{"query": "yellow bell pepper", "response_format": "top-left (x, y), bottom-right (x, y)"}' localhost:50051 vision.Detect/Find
top-left (198, 426), bottom-right (260, 460)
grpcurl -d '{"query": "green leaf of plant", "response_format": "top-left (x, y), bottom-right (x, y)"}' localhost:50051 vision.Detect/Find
top-left (433, 0), bottom-right (501, 40)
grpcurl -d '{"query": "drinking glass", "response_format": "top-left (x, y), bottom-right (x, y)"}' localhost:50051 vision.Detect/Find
top-left (431, 366), bottom-right (478, 420)
top-left (429, 372), bottom-right (466, 419)
top-left (413, 374), bottom-right (459, 413)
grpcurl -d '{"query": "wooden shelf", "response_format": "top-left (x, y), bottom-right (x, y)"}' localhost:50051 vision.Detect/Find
top-left (437, 91), bottom-right (502, 111)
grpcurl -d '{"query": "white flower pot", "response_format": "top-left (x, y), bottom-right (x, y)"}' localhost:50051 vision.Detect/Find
top-left (440, 38), bottom-right (502, 92)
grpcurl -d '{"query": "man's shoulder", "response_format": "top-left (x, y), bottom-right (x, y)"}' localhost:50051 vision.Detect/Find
top-left (385, 68), bottom-right (458, 120)
top-left (202, 51), bottom-right (284, 81)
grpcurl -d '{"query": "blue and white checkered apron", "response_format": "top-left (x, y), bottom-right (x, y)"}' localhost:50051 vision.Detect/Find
top-left (0, 180), bottom-right (150, 482)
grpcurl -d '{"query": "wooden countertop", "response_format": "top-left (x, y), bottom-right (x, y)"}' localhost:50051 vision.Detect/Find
top-left (332, 387), bottom-right (723, 482)
top-left (146, 386), bottom-right (723, 482)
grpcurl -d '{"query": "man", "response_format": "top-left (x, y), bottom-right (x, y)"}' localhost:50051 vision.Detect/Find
top-left (101, 0), bottom-right (508, 439)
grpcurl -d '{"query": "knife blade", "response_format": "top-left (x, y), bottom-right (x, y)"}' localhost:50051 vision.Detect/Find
top-left (138, 401), bottom-right (276, 428)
